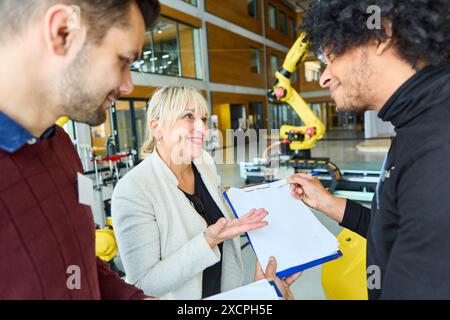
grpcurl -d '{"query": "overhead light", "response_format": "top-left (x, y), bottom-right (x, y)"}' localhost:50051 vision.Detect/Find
top-left (150, 57), bottom-right (158, 61)
top-left (157, 29), bottom-right (162, 34)
top-left (162, 54), bottom-right (170, 59)
top-left (144, 50), bottom-right (152, 55)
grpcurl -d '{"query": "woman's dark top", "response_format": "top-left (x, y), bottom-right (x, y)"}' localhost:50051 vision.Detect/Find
top-left (182, 164), bottom-right (225, 298)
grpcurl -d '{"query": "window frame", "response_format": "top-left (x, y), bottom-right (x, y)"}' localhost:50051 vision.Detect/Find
top-left (131, 16), bottom-right (203, 80)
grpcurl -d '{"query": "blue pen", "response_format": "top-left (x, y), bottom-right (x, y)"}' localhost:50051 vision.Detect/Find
top-left (310, 170), bottom-right (321, 177)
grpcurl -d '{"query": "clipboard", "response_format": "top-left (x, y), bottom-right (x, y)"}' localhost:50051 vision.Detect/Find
top-left (224, 180), bottom-right (342, 278)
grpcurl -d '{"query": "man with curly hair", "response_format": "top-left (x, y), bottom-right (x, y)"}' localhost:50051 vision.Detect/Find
top-left (289, 0), bottom-right (450, 299)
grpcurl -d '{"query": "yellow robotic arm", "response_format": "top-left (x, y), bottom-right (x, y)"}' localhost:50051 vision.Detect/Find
top-left (268, 33), bottom-right (325, 152)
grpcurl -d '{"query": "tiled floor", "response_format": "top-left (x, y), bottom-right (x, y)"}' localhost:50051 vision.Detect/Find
top-left (216, 130), bottom-right (387, 300)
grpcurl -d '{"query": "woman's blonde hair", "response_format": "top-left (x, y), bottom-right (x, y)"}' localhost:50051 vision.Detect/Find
top-left (141, 85), bottom-right (209, 158)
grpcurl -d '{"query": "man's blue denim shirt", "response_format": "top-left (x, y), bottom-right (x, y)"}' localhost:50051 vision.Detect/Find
top-left (0, 112), bottom-right (55, 153)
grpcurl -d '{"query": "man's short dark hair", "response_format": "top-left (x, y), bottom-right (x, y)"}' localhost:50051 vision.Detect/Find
top-left (0, 0), bottom-right (160, 44)
top-left (301, 0), bottom-right (450, 67)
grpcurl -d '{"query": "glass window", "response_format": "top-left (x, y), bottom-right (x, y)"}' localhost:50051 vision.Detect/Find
top-left (289, 18), bottom-right (297, 40)
top-left (248, 0), bottom-right (258, 19)
top-left (91, 111), bottom-right (113, 158)
top-left (270, 103), bottom-right (301, 129)
top-left (290, 107), bottom-right (302, 126)
top-left (270, 55), bottom-right (279, 76)
top-left (182, 0), bottom-right (197, 6)
top-left (268, 4), bottom-right (277, 29)
top-left (280, 11), bottom-right (287, 34)
top-left (152, 18), bottom-right (180, 76)
top-left (281, 105), bottom-right (288, 123)
top-left (136, 31), bottom-right (154, 73)
top-left (230, 104), bottom-right (247, 130)
top-left (269, 103), bottom-right (285, 130)
top-left (179, 24), bottom-right (202, 79)
top-left (89, 99), bottom-right (150, 163)
top-left (249, 102), bottom-right (264, 130)
top-left (250, 47), bottom-right (261, 74)
top-left (193, 29), bottom-right (203, 79)
top-left (304, 60), bottom-right (322, 82)
top-left (115, 101), bottom-right (134, 152)
top-left (309, 102), bottom-right (327, 128)
top-left (133, 101), bottom-right (148, 152)
top-left (132, 16), bottom-right (203, 80)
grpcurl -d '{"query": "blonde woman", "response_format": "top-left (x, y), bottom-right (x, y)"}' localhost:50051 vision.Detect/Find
top-left (111, 86), bottom-right (273, 299)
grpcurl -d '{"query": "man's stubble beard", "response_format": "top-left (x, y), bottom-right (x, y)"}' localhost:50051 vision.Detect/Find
top-left (335, 50), bottom-right (374, 116)
top-left (57, 45), bottom-right (108, 127)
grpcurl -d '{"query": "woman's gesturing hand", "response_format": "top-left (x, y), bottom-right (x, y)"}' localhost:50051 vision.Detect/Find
top-left (204, 208), bottom-right (268, 248)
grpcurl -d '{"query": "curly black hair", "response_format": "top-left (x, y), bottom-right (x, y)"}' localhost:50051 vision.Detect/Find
top-left (301, 0), bottom-right (450, 67)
